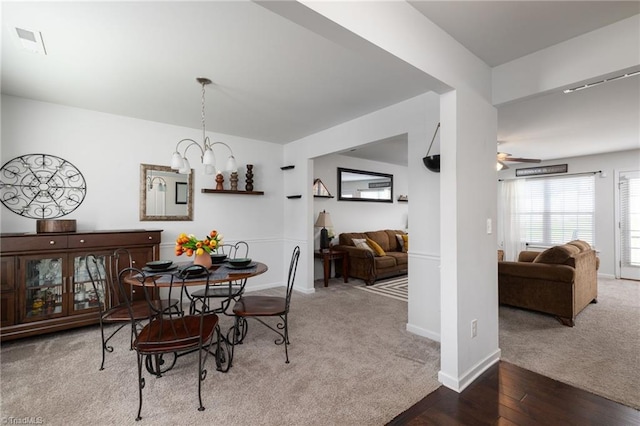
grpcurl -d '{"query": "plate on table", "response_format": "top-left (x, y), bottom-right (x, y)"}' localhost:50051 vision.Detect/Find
top-left (145, 260), bottom-right (174, 270)
top-left (228, 258), bottom-right (252, 268)
top-left (177, 265), bottom-right (210, 279)
top-left (226, 262), bottom-right (257, 270)
top-left (142, 264), bottom-right (178, 273)
top-left (210, 253), bottom-right (228, 264)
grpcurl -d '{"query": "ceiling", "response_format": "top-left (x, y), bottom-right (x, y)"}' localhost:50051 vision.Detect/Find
top-left (2, 1), bottom-right (639, 166)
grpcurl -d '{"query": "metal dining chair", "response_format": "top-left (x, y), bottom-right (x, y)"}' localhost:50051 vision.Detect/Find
top-left (187, 241), bottom-right (250, 315)
top-left (86, 250), bottom-right (181, 371)
top-left (116, 265), bottom-right (223, 421)
top-left (231, 245), bottom-right (300, 363)
top-left (85, 250), bottom-right (155, 371)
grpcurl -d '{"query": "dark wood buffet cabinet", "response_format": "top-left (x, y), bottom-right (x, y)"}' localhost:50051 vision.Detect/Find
top-left (0, 229), bottom-right (162, 341)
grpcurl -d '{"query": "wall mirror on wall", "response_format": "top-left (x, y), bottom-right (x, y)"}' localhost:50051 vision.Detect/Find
top-left (140, 164), bottom-right (193, 221)
top-left (337, 167), bottom-right (393, 203)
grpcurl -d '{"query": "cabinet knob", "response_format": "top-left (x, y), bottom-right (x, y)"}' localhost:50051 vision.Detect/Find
top-left (132, 260), bottom-right (136, 264)
top-left (79, 239), bottom-right (85, 243)
top-left (148, 236), bottom-right (153, 240)
top-left (49, 240), bottom-right (55, 245)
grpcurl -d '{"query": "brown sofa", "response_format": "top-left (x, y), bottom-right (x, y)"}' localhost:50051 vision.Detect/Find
top-left (498, 240), bottom-right (598, 326)
top-left (334, 230), bottom-right (407, 285)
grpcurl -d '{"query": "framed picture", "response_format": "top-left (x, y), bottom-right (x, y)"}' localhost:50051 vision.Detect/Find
top-left (175, 182), bottom-right (188, 205)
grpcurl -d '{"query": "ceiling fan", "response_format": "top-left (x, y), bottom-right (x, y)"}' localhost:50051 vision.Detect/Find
top-left (496, 152), bottom-right (541, 170)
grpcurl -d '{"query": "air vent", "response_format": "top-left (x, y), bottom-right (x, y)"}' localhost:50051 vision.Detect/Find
top-left (13, 27), bottom-right (47, 55)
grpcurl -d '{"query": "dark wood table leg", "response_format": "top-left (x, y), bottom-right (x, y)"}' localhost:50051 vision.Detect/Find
top-left (342, 254), bottom-right (349, 283)
top-left (323, 254), bottom-right (330, 287)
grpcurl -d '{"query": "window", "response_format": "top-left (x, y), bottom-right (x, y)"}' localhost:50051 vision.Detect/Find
top-left (518, 174), bottom-right (595, 246)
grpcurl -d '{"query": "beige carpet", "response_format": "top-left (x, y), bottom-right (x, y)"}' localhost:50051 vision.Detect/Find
top-left (499, 277), bottom-right (640, 410)
top-left (0, 280), bottom-right (440, 425)
top-left (2, 276), bottom-right (637, 425)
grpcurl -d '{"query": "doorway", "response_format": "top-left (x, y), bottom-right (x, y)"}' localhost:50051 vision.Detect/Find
top-left (618, 170), bottom-right (640, 280)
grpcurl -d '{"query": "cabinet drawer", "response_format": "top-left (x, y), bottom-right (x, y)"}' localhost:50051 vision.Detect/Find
top-left (1, 235), bottom-right (68, 252)
top-left (68, 231), bottom-right (161, 249)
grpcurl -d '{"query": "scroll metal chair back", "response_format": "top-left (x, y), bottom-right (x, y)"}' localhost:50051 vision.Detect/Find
top-left (188, 241), bottom-right (250, 315)
top-left (232, 245), bottom-right (300, 363)
top-left (116, 265), bottom-right (222, 421)
top-left (86, 251), bottom-right (154, 371)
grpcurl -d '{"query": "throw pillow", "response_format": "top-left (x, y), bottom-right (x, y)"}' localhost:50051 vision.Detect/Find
top-left (366, 238), bottom-right (386, 257)
top-left (352, 238), bottom-right (374, 253)
top-left (396, 234), bottom-right (404, 251)
top-left (401, 234), bottom-right (408, 253)
top-left (533, 245), bottom-right (575, 264)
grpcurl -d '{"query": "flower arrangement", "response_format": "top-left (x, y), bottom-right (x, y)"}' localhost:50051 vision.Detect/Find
top-left (175, 230), bottom-right (223, 257)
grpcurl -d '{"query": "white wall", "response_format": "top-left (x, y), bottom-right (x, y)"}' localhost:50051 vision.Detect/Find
top-left (498, 148), bottom-right (640, 278)
top-left (1, 95), bottom-right (286, 291)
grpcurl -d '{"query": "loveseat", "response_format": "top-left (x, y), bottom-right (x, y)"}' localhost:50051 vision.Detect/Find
top-left (498, 240), bottom-right (598, 327)
top-left (334, 229), bottom-right (407, 285)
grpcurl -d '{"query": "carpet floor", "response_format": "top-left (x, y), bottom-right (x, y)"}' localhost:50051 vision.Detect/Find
top-left (0, 281), bottom-right (440, 425)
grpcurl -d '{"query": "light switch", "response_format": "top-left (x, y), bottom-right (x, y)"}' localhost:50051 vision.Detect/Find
top-left (486, 218), bottom-right (492, 234)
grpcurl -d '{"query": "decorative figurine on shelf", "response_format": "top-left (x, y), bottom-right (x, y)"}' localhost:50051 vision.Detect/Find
top-left (215, 173), bottom-right (224, 191)
top-left (230, 171), bottom-right (239, 191)
top-left (245, 164), bottom-right (254, 192)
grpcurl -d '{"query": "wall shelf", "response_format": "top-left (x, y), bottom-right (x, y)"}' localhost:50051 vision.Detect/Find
top-left (281, 165), bottom-right (295, 170)
top-left (201, 189), bottom-right (264, 195)
top-left (287, 195), bottom-right (302, 199)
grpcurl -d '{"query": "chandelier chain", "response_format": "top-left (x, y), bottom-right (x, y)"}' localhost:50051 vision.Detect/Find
top-left (201, 82), bottom-right (207, 147)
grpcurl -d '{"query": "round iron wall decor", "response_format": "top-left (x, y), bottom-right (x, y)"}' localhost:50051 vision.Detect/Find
top-left (0, 153), bottom-right (87, 219)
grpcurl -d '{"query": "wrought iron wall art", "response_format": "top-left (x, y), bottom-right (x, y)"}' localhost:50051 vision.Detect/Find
top-left (0, 153), bottom-right (87, 219)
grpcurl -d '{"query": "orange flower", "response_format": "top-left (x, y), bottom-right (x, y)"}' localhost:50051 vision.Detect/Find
top-left (174, 230), bottom-right (224, 257)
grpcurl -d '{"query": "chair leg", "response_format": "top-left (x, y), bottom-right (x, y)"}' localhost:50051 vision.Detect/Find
top-left (99, 320), bottom-right (106, 371)
top-left (283, 314), bottom-right (290, 364)
top-left (135, 352), bottom-right (145, 421)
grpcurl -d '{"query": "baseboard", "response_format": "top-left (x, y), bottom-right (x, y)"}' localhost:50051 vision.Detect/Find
top-left (598, 273), bottom-right (616, 280)
top-left (438, 348), bottom-right (501, 392)
top-left (406, 323), bottom-right (440, 342)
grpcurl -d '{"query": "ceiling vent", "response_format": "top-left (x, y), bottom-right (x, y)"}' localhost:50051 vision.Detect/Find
top-left (13, 27), bottom-right (47, 55)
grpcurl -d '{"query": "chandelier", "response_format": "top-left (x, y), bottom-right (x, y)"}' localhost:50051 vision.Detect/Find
top-left (170, 77), bottom-right (237, 175)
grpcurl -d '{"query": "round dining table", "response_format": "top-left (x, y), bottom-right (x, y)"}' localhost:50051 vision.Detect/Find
top-left (123, 260), bottom-right (268, 374)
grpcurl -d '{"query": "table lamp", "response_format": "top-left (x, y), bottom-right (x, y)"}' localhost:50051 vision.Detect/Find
top-left (315, 210), bottom-right (333, 250)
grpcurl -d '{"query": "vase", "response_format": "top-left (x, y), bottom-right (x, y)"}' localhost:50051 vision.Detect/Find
top-left (193, 252), bottom-right (212, 269)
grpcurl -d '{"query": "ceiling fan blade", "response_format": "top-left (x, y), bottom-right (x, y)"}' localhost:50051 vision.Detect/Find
top-left (503, 157), bottom-right (541, 163)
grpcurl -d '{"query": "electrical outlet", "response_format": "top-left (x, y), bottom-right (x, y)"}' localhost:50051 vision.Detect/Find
top-left (486, 218), bottom-right (492, 234)
top-left (471, 319), bottom-right (478, 338)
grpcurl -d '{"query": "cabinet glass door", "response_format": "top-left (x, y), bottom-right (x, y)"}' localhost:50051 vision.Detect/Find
top-left (71, 254), bottom-right (107, 314)
top-left (22, 255), bottom-right (65, 321)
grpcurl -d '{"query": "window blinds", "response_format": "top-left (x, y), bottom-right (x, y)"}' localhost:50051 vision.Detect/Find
top-left (518, 174), bottom-right (595, 246)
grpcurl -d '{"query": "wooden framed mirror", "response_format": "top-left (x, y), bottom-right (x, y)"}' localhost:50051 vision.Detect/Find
top-left (140, 164), bottom-right (193, 221)
top-left (337, 167), bottom-right (393, 203)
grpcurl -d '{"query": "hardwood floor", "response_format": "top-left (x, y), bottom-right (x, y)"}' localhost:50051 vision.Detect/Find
top-left (388, 361), bottom-right (639, 425)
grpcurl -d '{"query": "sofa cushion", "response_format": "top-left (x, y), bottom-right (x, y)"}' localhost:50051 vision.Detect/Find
top-left (374, 256), bottom-right (397, 269)
top-left (366, 230), bottom-right (391, 251)
top-left (352, 238), bottom-right (374, 253)
top-left (533, 244), bottom-right (579, 265)
top-left (366, 238), bottom-right (386, 256)
top-left (386, 251), bottom-right (408, 266)
top-left (385, 230), bottom-right (405, 252)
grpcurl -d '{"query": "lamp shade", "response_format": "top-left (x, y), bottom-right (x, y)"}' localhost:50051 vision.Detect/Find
top-left (171, 152), bottom-right (184, 170)
top-left (178, 157), bottom-right (191, 174)
top-left (315, 210), bottom-right (333, 228)
top-left (202, 148), bottom-right (215, 166)
top-left (226, 155), bottom-right (238, 172)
